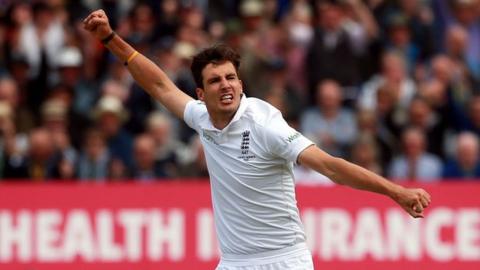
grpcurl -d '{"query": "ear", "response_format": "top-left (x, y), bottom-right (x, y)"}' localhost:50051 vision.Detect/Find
top-left (196, 87), bottom-right (205, 101)
top-left (239, 80), bottom-right (243, 95)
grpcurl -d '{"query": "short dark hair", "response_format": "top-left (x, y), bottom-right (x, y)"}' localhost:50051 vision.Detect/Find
top-left (191, 44), bottom-right (241, 88)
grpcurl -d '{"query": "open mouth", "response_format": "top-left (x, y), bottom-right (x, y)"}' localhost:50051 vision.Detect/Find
top-left (220, 94), bottom-right (233, 104)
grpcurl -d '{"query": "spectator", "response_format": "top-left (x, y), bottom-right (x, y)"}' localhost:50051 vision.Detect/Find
top-left (444, 25), bottom-right (479, 81)
top-left (40, 98), bottom-right (68, 133)
top-left (15, 2), bottom-right (66, 115)
top-left (77, 129), bottom-right (111, 181)
top-left (432, 0), bottom-right (480, 80)
top-left (437, 27), bottom-right (478, 119)
top-left (0, 76), bottom-right (34, 133)
top-left (127, 3), bottom-right (158, 45)
top-left (406, 96), bottom-right (447, 158)
top-left (358, 51), bottom-right (416, 113)
top-left (156, 0), bottom-right (181, 39)
top-left (145, 111), bottom-right (188, 178)
top-left (374, 81), bottom-right (408, 138)
top-left (101, 77), bottom-right (149, 135)
top-left (424, 55), bottom-right (470, 130)
top-left (131, 133), bottom-right (166, 181)
top-left (418, 55), bottom-right (448, 110)
top-left (93, 95), bottom-right (133, 169)
top-left (375, 0), bottom-right (435, 61)
top-left (350, 133), bottom-right (383, 175)
top-left (0, 101), bottom-right (27, 179)
top-left (443, 131), bottom-right (480, 179)
top-left (462, 94), bottom-right (480, 135)
top-left (383, 13), bottom-right (420, 73)
top-left (50, 130), bottom-right (76, 180)
top-left (281, 0), bottom-right (314, 94)
top-left (356, 109), bottom-right (397, 171)
top-left (25, 128), bottom-right (63, 181)
top-left (260, 58), bottom-right (305, 123)
top-left (388, 127), bottom-right (442, 181)
top-left (40, 98), bottom-right (77, 179)
top-left (235, 0), bottom-right (282, 96)
top-left (4, 53), bottom-right (34, 117)
top-left (55, 46), bottom-right (97, 118)
top-left (17, 1), bottom-right (65, 78)
top-left (48, 83), bottom-right (91, 149)
top-left (300, 80), bottom-right (357, 157)
top-left (306, 0), bottom-right (375, 101)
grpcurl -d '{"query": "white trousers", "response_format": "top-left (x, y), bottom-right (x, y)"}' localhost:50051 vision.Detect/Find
top-left (216, 243), bottom-right (314, 270)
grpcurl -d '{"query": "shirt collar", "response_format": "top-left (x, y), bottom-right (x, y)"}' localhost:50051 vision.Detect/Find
top-left (201, 94), bottom-right (248, 132)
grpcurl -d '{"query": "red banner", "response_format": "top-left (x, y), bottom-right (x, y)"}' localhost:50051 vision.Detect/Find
top-left (0, 181), bottom-right (479, 270)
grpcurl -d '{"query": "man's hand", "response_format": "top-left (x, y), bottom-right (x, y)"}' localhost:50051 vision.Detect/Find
top-left (391, 187), bottom-right (431, 218)
top-left (83, 9), bottom-right (112, 41)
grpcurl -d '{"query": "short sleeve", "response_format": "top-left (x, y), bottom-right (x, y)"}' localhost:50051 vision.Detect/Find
top-left (183, 100), bottom-right (205, 132)
top-left (263, 112), bottom-right (314, 163)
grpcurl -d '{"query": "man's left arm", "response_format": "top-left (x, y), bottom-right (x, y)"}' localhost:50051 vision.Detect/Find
top-left (297, 145), bottom-right (431, 218)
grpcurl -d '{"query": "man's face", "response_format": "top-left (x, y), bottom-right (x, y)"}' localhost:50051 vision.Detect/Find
top-left (99, 113), bottom-right (121, 137)
top-left (134, 136), bottom-right (156, 169)
top-left (196, 61), bottom-right (243, 118)
top-left (403, 130), bottom-right (424, 158)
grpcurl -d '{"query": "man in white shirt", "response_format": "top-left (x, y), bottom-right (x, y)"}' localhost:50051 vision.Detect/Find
top-left (83, 10), bottom-right (431, 270)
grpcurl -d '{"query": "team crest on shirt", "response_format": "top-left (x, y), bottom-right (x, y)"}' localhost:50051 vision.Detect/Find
top-left (238, 130), bottom-right (256, 161)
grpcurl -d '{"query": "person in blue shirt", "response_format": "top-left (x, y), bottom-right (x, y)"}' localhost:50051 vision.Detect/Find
top-left (443, 131), bottom-right (480, 179)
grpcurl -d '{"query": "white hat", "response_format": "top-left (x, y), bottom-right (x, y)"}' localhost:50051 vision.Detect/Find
top-left (56, 46), bottom-right (83, 67)
top-left (41, 99), bottom-right (67, 121)
top-left (240, 0), bottom-right (263, 17)
top-left (93, 95), bottom-right (129, 122)
top-left (173, 41), bottom-right (197, 59)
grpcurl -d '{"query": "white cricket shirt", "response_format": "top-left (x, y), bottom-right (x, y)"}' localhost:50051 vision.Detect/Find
top-left (184, 95), bottom-right (314, 256)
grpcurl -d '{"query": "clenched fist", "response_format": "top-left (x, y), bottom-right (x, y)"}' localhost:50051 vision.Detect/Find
top-left (83, 9), bottom-right (113, 41)
top-left (392, 187), bottom-right (431, 218)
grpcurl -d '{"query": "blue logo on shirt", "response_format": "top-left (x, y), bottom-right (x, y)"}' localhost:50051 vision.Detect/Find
top-left (238, 130), bottom-right (256, 161)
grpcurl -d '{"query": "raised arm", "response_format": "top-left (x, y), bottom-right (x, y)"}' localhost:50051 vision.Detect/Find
top-left (298, 145), bottom-right (431, 218)
top-left (83, 9), bottom-right (193, 119)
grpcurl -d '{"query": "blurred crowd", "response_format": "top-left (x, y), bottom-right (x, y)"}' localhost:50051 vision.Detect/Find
top-left (0, 0), bottom-right (479, 183)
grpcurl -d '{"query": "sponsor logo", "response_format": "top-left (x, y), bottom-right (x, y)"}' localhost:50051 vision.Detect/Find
top-left (286, 132), bottom-right (301, 143)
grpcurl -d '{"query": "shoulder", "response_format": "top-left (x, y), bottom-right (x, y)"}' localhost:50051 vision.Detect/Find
top-left (243, 97), bottom-right (282, 127)
top-left (245, 98), bottom-right (312, 151)
top-left (184, 100), bottom-right (209, 129)
top-left (186, 99), bottom-right (207, 111)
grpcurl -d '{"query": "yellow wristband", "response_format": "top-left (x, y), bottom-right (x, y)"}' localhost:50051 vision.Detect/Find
top-left (124, 51), bottom-right (139, 66)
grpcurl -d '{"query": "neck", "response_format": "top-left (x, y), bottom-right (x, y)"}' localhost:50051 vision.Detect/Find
top-left (210, 111), bottom-right (236, 130)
